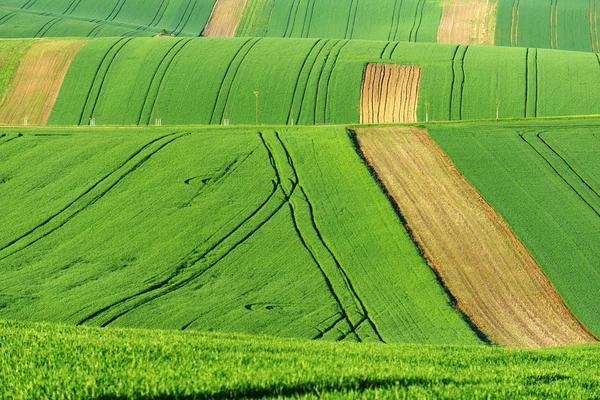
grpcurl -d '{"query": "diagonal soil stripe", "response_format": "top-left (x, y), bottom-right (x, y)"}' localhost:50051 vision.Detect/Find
top-left (0, 39), bottom-right (86, 126)
top-left (355, 126), bottom-right (597, 348)
top-left (202, 0), bottom-right (248, 37)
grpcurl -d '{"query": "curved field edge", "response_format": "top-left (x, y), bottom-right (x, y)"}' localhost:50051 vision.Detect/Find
top-left (0, 126), bottom-right (480, 346)
top-left (427, 118), bottom-right (600, 338)
top-left (354, 126), bottom-right (596, 348)
top-left (45, 37), bottom-right (600, 127)
top-left (2, 319), bottom-right (600, 398)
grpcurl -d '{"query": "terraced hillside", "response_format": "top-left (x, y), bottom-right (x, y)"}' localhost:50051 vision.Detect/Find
top-left (2, 0), bottom-right (600, 52)
top-left (430, 118), bottom-right (600, 338)
top-left (3, 37), bottom-right (593, 127)
top-left (0, 126), bottom-right (481, 345)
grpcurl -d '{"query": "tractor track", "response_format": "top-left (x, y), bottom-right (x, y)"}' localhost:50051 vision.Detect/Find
top-left (520, 132), bottom-right (600, 218)
top-left (273, 132), bottom-right (384, 342)
top-left (138, 38), bottom-right (193, 125)
top-left (78, 133), bottom-right (290, 326)
top-left (0, 132), bottom-right (187, 262)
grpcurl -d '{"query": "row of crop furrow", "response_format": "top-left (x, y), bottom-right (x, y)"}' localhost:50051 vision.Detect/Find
top-left (269, 131), bottom-right (384, 342)
top-left (33, 16), bottom-right (60, 37)
top-left (20, 0), bottom-right (38, 10)
top-left (145, 0), bottom-right (170, 29)
top-left (344, 0), bottom-right (360, 39)
top-left (549, 0), bottom-right (559, 49)
top-left (106, 0), bottom-right (127, 22)
top-left (137, 38), bottom-right (193, 125)
top-left (0, 133), bottom-right (22, 147)
top-left (0, 5), bottom-right (158, 36)
top-left (210, 38), bottom-right (261, 124)
top-left (171, 0), bottom-right (198, 36)
top-left (300, 40), bottom-right (339, 124)
top-left (63, 0), bottom-right (83, 15)
top-left (449, 45), bottom-right (468, 121)
top-left (408, 0), bottom-right (426, 42)
top-left (510, 0), bottom-right (520, 46)
top-left (591, 0), bottom-right (599, 52)
top-left (525, 48), bottom-right (539, 118)
top-left (287, 39), bottom-right (329, 125)
top-left (78, 133), bottom-right (289, 328)
top-left (301, 0), bottom-right (317, 38)
top-left (315, 41), bottom-right (349, 124)
top-left (0, 132), bottom-right (188, 263)
top-left (78, 37), bottom-right (132, 125)
top-left (388, 0), bottom-right (404, 41)
top-left (283, 0), bottom-right (301, 38)
top-left (520, 132), bottom-right (600, 217)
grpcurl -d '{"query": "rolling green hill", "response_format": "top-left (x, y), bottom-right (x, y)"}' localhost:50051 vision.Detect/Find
top-left (2, 0), bottom-right (600, 52)
top-left (0, 126), bottom-right (481, 345)
top-left (0, 0), bottom-right (216, 38)
top-left (41, 37), bottom-right (600, 127)
top-left (2, 319), bottom-right (600, 398)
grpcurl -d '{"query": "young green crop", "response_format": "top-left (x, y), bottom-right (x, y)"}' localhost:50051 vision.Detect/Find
top-left (0, 125), bottom-right (480, 345)
top-left (48, 37), bottom-right (600, 127)
top-left (0, 39), bottom-right (34, 107)
top-left (1, 319), bottom-right (600, 398)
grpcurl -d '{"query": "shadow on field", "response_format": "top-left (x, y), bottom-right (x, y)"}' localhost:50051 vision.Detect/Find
top-left (94, 376), bottom-right (464, 399)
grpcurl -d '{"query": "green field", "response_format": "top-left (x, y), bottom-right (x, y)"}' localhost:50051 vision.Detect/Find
top-left (42, 37), bottom-right (600, 127)
top-left (1, 0), bottom-right (600, 53)
top-left (2, 319), bottom-right (600, 398)
top-left (429, 118), bottom-right (600, 338)
top-left (0, 0), bottom-right (216, 38)
top-left (0, 126), bottom-right (482, 345)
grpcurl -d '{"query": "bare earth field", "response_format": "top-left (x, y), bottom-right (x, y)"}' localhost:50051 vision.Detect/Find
top-left (360, 64), bottom-right (421, 124)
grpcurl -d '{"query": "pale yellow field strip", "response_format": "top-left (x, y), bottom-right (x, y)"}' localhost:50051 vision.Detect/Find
top-left (0, 39), bottom-right (85, 126)
top-left (202, 0), bottom-right (248, 37)
top-left (437, 0), bottom-right (497, 45)
top-left (360, 64), bottom-right (421, 124)
top-left (356, 127), bottom-right (598, 348)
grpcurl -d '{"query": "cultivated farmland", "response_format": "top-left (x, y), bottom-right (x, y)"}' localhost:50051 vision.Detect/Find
top-left (2, 0), bottom-right (600, 52)
top-left (0, 39), bottom-right (85, 126)
top-left (2, 320), bottom-right (600, 398)
top-left (355, 126), bottom-right (596, 348)
top-left (38, 37), bottom-right (600, 127)
top-left (430, 118), bottom-right (600, 338)
top-left (0, 126), bottom-right (481, 345)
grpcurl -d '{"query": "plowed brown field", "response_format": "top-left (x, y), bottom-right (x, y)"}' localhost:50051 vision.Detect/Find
top-left (355, 127), bottom-right (597, 348)
top-left (360, 64), bottom-right (421, 124)
top-left (437, 0), bottom-right (497, 45)
top-left (0, 39), bottom-right (85, 126)
top-left (202, 0), bottom-right (248, 37)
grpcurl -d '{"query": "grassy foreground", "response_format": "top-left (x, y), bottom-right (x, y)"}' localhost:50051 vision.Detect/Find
top-left (1, 320), bottom-right (600, 399)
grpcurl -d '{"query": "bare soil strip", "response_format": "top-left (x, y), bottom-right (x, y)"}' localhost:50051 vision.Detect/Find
top-left (0, 39), bottom-right (85, 126)
top-left (202, 0), bottom-right (248, 37)
top-left (360, 64), bottom-right (421, 124)
top-left (437, 0), bottom-right (497, 45)
top-left (355, 127), bottom-right (598, 348)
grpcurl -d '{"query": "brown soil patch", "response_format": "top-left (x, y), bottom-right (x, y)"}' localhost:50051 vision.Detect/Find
top-left (356, 127), bottom-right (598, 348)
top-left (360, 64), bottom-right (421, 124)
top-left (437, 0), bottom-right (497, 45)
top-left (0, 39), bottom-right (85, 126)
top-left (202, 0), bottom-right (248, 37)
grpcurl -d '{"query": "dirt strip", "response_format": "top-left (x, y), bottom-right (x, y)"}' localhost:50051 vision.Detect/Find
top-left (202, 0), bottom-right (248, 37)
top-left (0, 39), bottom-right (85, 126)
top-left (360, 64), bottom-right (421, 124)
top-left (437, 0), bottom-right (497, 45)
top-left (355, 127), bottom-right (597, 348)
